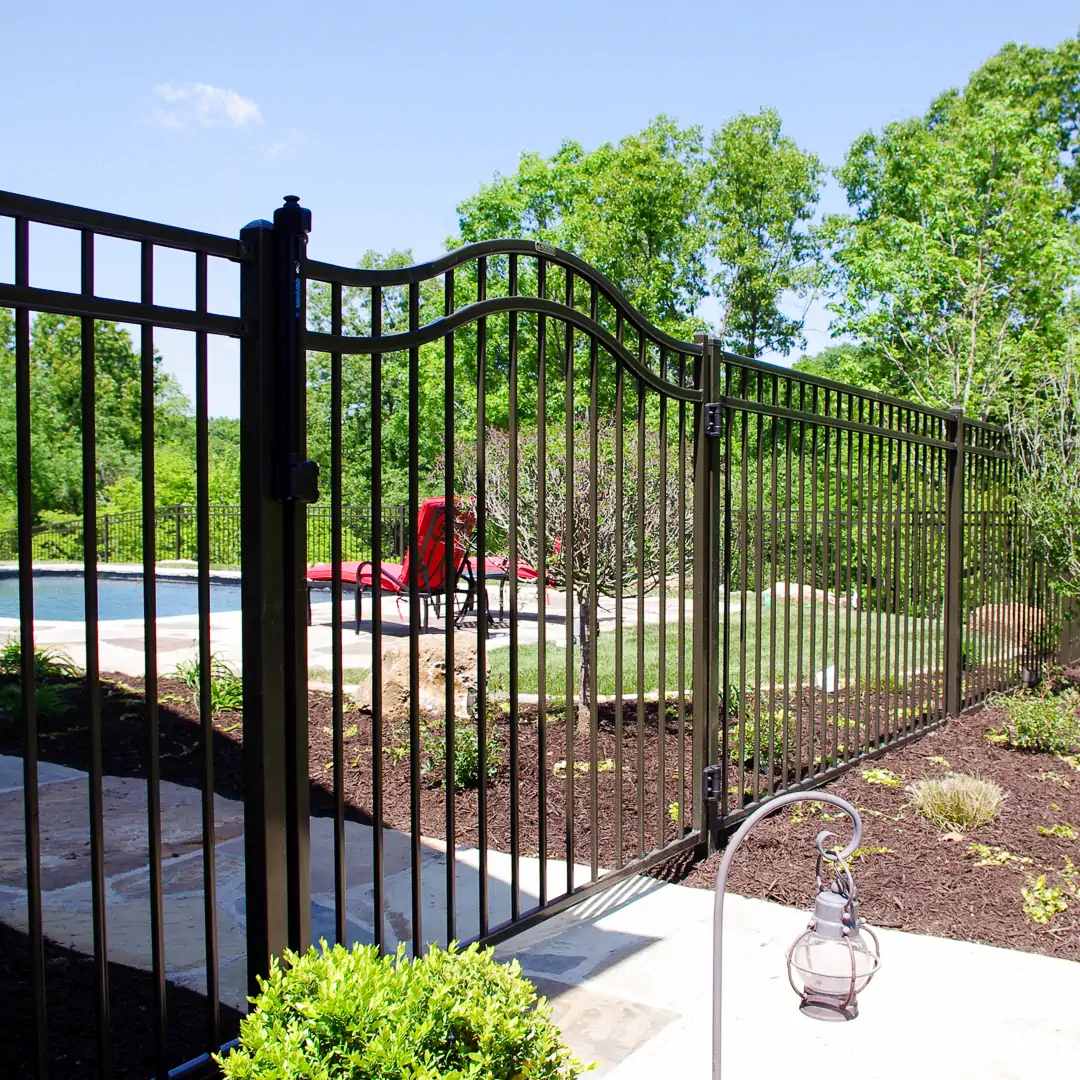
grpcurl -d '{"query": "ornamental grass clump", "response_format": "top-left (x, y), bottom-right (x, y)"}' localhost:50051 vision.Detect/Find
top-left (216, 941), bottom-right (585, 1079)
top-left (907, 773), bottom-right (1005, 832)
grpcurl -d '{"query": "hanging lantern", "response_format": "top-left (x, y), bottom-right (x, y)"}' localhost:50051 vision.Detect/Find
top-left (785, 857), bottom-right (880, 1021)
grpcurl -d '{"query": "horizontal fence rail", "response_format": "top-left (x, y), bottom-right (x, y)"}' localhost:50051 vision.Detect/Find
top-left (2, 189), bottom-right (1077, 1080)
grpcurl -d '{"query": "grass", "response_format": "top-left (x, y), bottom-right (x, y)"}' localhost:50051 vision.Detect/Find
top-left (172, 654), bottom-right (244, 713)
top-left (310, 666), bottom-right (370, 684)
top-left (907, 773), bottom-right (1005, 832)
top-left (489, 603), bottom-right (946, 699)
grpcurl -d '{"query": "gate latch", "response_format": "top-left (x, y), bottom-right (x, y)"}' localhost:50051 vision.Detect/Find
top-left (704, 402), bottom-right (724, 437)
top-left (280, 455), bottom-right (321, 503)
top-left (703, 764), bottom-right (723, 804)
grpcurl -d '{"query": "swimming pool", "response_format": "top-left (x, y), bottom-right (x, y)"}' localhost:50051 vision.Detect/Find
top-left (0, 573), bottom-right (243, 622)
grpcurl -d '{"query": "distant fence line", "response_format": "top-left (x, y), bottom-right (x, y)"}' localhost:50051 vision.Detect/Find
top-left (0, 504), bottom-right (411, 567)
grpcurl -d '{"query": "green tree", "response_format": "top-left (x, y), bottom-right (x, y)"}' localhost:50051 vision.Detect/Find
top-left (1008, 306), bottom-right (1080, 598)
top-left (457, 116), bottom-right (709, 336)
top-left (826, 37), bottom-right (1080, 415)
top-left (793, 343), bottom-right (895, 390)
top-left (706, 108), bottom-right (825, 357)
top-left (0, 310), bottom-right (198, 526)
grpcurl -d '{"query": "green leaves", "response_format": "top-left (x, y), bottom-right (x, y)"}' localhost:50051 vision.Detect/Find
top-left (216, 941), bottom-right (585, 1079)
top-left (826, 34), bottom-right (1080, 416)
top-left (455, 111), bottom-right (823, 355)
top-left (706, 108), bottom-right (825, 358)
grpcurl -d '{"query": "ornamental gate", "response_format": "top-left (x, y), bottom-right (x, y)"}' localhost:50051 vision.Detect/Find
top-left (1, 190), bottom-right (1073, 1079)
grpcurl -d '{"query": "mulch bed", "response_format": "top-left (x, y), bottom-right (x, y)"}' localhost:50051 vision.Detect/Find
top-left (1, 665), bottom-right (1077, 1073)
top-left (658, 678), bottom-right (1080, 963)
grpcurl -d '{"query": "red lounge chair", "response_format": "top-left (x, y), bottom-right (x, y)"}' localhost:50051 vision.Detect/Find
top-left (307, 496), bottom-right (476, 632)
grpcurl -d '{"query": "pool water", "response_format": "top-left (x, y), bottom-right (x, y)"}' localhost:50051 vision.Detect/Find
top-left (0, 573), bottom-right (243, 622)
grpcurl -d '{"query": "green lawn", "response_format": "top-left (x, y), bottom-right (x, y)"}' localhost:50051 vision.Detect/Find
top-left (489, 603), bottom-right (945, 699)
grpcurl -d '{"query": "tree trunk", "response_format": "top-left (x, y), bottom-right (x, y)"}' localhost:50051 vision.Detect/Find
top-left (577, 595), bottom-right (591, 724)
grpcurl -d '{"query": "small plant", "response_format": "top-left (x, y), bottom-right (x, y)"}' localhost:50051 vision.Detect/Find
top-left (0, 681), bottom-right (75, 724)
top-left (553, 757), bottom-right (615, 778)
top-left (791, 800), bottom-right (823, 824)
top-left (728, 710), bottom-right (790, 771)
top-left (907, 773), bottom-right (1005, 832)
top-left (924, 755), bottom-right (951, 768)
top-left (814, 742), bottom-right (847, 768)
top-left (1021, 876), bottom-right (1069, 924)
top-left (216, 940), bottom-right (585, 1079)
top-left (422, 719), bottom-right (503, 789)
top-left (850, 846), bottom-right (891, 862)
top-left (993, 688), bottom-right (1080, 755)
top-left (668, 801), bottom-right (681, 824)
top-left (1038, 823), bottom-right (1078, 840)
top-left (862, 767), bottom-right (903, 787)
top-left (172, 654), bottom-right (244, 714)
top-left (0, 639), bottom-right (80, 681)
top-left (968, 843), bottom-right (1032, 868)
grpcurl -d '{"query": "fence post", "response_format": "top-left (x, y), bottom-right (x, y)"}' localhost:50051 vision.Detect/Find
top-left (944, 406), bottom-right (965, 716)
top-left (236, 199), bottom-right (320, 995)
top-left (692, 334), bottom-right (720, 850)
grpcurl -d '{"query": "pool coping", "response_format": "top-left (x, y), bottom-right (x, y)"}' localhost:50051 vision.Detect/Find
top-left (0, 562), bottom-right (242, 586)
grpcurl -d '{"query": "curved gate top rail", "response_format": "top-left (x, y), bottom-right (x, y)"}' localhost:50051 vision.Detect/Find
top-left (302, 238), bottom-right (705, 403)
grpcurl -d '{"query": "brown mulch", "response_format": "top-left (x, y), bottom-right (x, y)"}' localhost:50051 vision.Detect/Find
top-left (658, 686), bottom-right (1080, 963)
top-left (1, 665), bottom-right (1077, 1074)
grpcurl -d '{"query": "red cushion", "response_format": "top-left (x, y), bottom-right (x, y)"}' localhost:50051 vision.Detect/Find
top-left (307, 561), bottom-right (363, 583)
top-left (307, 562), bottom-right (405, 591)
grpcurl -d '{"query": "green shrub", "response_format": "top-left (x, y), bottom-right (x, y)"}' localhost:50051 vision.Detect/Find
top-left (216, 941), bottom-right (585, 1079)
top-left (0, 639), bottom-right (80, 681)
top-left (422, 719), bottom-right (504, 789)
top-left (907, 773), bottom-right (1004, 831)
top-left (0, 681), bottom-right (74, 725)
top-left (729, 709), bottom-right (790, 771)
top-left (172, 654), bottom-right (244, 714)
top-left (995, 689), bottom-right (1080, 754)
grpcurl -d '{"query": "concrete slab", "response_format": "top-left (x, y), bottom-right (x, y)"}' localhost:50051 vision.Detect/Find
top-left (496, 878), bottom-right (1080, 1078)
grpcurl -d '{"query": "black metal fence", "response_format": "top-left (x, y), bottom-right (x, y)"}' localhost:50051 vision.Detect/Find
top-left (0, 503), bottom-right (410, 566)
top-left (2, 189), bottom-right (1078, 1080)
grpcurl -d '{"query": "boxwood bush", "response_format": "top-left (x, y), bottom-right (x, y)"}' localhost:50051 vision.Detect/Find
top-left (216, 940), bottom-right (585, 1079)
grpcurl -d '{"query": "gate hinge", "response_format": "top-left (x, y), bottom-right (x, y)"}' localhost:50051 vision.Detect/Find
top-left (704, 402), bottom-right (724, 437)
top-left (703, 764), bottom-right (723, 804)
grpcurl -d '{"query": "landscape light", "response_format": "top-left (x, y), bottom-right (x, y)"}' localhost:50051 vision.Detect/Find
top-left (712, 791), bottom-right (882, 1078)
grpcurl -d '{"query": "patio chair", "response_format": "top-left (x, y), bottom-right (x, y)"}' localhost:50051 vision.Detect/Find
top-left (306, 496), bottom-right (476, 632)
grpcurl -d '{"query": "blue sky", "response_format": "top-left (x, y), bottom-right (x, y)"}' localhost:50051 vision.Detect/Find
top-left (3, 1), bottom-right (1078, 417)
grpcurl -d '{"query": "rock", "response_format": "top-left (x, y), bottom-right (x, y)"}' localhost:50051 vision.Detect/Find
top-left (765, 582), bottom-right (856, 609)
top-left (966, 603), bottom-right (1046, 644)
top-left (354, 633), bottom-right (487, 719)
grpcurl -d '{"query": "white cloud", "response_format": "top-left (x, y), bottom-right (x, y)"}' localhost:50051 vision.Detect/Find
top-left (261, 128), bottom-right (310, 159)
top-left (151, 82), bottom-right (263, 129)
